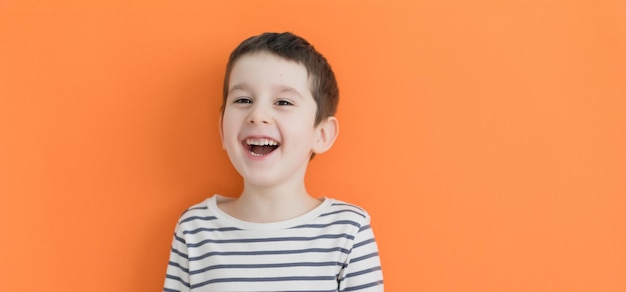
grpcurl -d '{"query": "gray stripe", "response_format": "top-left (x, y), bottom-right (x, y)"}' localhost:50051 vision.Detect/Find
top-left (342, 280), bottom-right (384, 291)
top-left (174, 234), bottom-right (185, 244)
top-left (269, 290), bottom-right (339, 292)
top-left (190, 247), bottom-right (350, 261)
top-left (187, 233), bottom-right (354, 248)
top-left (191, 276), bottom-right (336, 290)
top-left (190, 261), bottom-right (343, 275)
top-left (182, 226), bottom-right (241, 235)
top-left (346, 266), bottom-right (382, 278)
top-left (349, 251), bottom-right (379, 264)
top-left (180, 215), bottom-right (217, 224)
top-left (353, 237), bottom-right (376, 249)
top-left (168, 261), bottom-right (189, 274)
top-left (187, 205), bottom-right (208, 211)
top-left (292, 220), bottom-right (360, 229)
top-left (170, 247), bottom-right (188, 259)
top-left (321, 209), bottom-right (366, 219)
top-left (165, 274), bottom-right (190, 288)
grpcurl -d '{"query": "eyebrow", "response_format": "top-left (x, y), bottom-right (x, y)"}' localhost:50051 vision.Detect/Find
top-left (228, 83), bottom-right (250, 95)
top-left (228, 84), bottom-right (305, 99)
top-left (277, 86), bottom-right (304, 99)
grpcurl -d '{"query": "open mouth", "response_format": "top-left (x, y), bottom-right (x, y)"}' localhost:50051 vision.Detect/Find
top-left (245, 138), bottom-right (280, 157)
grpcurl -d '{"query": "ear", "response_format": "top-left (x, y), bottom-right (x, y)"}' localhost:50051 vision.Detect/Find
top-left (218, 114), bottom-right (226, 150)
top-left (312, 116), bottom-right (339, 154)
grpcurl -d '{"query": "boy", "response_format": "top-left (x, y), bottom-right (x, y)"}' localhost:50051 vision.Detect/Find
top-left (164, 32), bottom-right (383, 291)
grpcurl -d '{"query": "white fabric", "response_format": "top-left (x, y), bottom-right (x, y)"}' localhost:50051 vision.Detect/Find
top-left (164, 195), bottom-right (384, 292)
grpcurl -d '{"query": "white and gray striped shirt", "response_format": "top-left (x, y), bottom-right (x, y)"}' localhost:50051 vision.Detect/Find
top-left (164, 195), bottom-right (384, 291)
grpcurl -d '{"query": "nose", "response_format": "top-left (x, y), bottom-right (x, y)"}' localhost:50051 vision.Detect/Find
top-left (247, 104), bottom-right (271, 125)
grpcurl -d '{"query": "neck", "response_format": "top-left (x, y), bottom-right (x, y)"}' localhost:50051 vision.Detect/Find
top-left (230, 181), bottom-right (320, 223)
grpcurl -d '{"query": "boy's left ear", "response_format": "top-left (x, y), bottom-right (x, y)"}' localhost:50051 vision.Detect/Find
top-left (312, 116), bottom-right (339, 154)
top-left (218, 114), bottom-right (226, 150)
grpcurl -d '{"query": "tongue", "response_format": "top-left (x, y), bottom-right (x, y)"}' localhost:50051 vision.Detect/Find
top-left (251, 145), bottom-right (276, 155)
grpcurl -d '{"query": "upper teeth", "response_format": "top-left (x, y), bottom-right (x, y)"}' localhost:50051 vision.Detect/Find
top-left (246, 138), bottom-right (279, 146)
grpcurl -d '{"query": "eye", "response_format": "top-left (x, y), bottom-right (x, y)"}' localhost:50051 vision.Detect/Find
top-left (275, 100), bottom-right (293, 106)
top-left (234, 97), bottom-right (252, 104)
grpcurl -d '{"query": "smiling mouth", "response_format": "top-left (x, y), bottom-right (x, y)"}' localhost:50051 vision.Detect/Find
top-left (245, 138), bottom-right (280, 156)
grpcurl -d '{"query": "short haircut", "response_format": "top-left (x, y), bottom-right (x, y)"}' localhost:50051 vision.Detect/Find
top-left (222, 32), bottom-right (339, 126)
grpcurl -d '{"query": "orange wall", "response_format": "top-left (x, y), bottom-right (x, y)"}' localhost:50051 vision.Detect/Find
top-left (1, 1), bottom-right (625, 291)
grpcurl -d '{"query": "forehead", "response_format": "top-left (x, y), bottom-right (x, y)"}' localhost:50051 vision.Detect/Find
top-left (228, 52), bottom-right (311, 94)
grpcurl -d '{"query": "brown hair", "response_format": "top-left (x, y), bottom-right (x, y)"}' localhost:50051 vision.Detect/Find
top-left (221, 32), bottom-right (339, 126)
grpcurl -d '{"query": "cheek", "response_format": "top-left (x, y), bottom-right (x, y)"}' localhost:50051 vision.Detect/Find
top-left (282, 125), bottom-right (317, 150)
top-left (221, 119), bottom-right (239, 142)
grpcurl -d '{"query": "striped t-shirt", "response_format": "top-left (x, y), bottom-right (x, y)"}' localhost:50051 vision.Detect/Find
top-left (164, 195), bottom-right (384, 291)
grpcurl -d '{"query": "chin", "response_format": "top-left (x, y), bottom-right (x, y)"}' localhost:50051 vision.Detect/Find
top-left (240, 171), bottom-right (279, 186)
top-left (243, 178), bottom-right (280, 189)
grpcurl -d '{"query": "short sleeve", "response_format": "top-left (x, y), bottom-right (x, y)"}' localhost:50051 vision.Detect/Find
top-left (338, 214), bottom-right (384, 291)
top-left (163, 222), bottom-right (191, 292)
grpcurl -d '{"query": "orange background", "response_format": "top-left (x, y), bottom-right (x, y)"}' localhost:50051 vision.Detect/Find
top-left (1, 1), bottom-right (625, 291)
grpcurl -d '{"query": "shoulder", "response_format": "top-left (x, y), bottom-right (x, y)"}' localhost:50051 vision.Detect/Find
top-left (322, 199), bottom-right (372, 226)
top-left (176, 197), bottom-right (217, 226)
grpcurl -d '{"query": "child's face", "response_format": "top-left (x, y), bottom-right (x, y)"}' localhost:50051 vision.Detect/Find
top-left (221, 52), bottom-right (328, 188)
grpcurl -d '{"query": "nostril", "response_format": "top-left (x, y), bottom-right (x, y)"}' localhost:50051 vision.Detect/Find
top-left (248, 119), bottom-right (269, 124)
